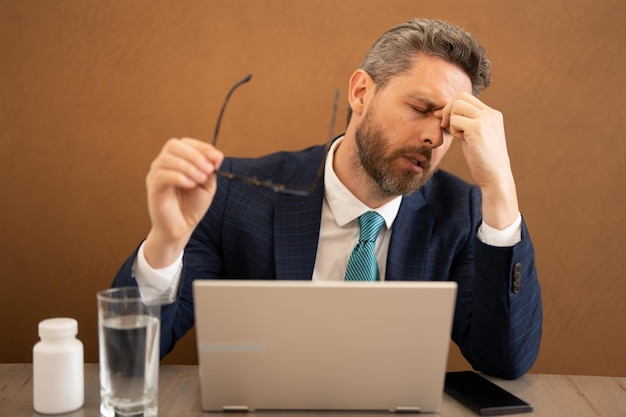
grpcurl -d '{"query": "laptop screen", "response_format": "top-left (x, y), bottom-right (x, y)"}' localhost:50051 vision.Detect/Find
top-left (193, 280), bottom-right (457, 413)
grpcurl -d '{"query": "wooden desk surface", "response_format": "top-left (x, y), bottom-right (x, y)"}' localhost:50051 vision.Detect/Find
top-left (1, 364), bottom-right (624, 417)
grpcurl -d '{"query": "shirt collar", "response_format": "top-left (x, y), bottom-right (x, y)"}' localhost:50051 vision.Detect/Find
top-left (324, 136), bottom-right (402, 229)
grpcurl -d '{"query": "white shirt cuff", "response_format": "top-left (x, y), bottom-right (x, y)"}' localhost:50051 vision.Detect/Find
top-left (476, 213), bottom-right (522, 247)
top-left (133, 241), bottom-right (183, 304)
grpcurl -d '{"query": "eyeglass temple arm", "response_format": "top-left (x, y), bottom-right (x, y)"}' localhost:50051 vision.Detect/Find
top-left (211, 79), bottom-right (339, 197)
top-left (328, 89), bottom-right (339, 141)
top-left (302, 88), bottom-right (341, 191)
top-left (212, 73), bottom-right (252, 146)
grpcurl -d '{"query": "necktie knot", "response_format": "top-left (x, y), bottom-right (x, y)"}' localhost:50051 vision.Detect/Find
top-left (358, 211), bottom-right (385, 243)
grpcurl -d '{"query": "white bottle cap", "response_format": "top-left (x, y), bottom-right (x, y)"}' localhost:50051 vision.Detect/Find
top-left (38, 318), bottom-right (78, 340)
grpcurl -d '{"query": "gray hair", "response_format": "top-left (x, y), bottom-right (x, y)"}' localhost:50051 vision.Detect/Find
top-left (347, 18), bottom-right (491, 122)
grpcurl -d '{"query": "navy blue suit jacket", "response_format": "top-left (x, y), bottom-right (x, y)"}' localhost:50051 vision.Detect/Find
top-left (114, 143), bottom-right (542, 379)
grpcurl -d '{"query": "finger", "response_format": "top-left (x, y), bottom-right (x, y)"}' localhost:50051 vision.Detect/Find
top-left (179, 137), bottom-right (225, 160)
top-left (440, 101), bottom-right (453, 133)
top-left (155, 152), bottom-right (212, 185)
top-left (455, 92), bottom-right (490, 110)
top-left (449, 98), bottom-right (483, 120)
top-left (149, 167), bottom-right (204, 190)
top-left (179, 137), bottom-right (225, 171)
top-left (447, 95), bottom-right (493, 142)
top-left (163, 138), bottom-right (221, 175)
top-left (441, 93), bottom-right (487, 133)
top-left (449, 114), bottom-right (479, 142)
top-left (178, 137), bottom-right (218, 157)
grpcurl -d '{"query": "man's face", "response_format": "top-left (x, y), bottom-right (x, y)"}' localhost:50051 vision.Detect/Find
top-left (355, 54), bottom-right (472, 196)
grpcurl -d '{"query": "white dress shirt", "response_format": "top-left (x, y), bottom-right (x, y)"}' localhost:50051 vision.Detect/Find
top-left (134, 137), bottom-right (522, 300)
top-left (311, 138), bottom-right (401, 281)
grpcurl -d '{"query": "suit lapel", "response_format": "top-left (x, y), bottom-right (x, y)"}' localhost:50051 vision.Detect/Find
top-left (386, 191), bottom-right (433, 281)
top-left (273, 144), bottom-right (327, 281)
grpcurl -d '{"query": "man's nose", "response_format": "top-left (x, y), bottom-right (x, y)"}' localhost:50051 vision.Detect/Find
top-left (420, 117), bottom-right (445, 148)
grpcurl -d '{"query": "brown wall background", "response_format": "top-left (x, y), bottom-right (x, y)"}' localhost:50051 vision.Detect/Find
top-left (1, 0), bottom-right (625, 376)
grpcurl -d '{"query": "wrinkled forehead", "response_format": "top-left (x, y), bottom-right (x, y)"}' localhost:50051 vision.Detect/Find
top-left (379, 54), bottom-right (472, 105)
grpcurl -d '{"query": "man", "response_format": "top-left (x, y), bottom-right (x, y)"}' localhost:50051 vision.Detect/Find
top-left (114, 18), bottom-right (542, 379)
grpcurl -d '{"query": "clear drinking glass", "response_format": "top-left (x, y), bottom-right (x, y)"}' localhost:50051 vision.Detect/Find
top-left (97, 287), bottom-right (160, 417)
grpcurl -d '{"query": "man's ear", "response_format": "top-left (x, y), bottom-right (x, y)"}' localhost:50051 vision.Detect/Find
top-left (348, 70), bottom-right (373, 117)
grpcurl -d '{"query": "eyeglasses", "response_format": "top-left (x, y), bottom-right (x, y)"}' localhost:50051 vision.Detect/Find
top-left (211, 74), bottom-right (338, 196)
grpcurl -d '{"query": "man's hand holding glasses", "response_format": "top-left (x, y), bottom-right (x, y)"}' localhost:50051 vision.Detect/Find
top-left (142, 74), bottom-right (337, 268)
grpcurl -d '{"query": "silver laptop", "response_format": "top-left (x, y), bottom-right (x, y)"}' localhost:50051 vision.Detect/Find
top-left (193, 280), bottom-right (457, 413)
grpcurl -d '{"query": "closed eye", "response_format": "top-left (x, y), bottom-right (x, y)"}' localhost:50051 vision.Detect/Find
top-left (411, 105), bottom-right (429, 114)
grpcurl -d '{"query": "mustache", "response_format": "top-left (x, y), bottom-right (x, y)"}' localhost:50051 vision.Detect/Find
top-left (391, 146), bottom-right (432, 158)
top-left (390, 146), bottom-right (432, 166)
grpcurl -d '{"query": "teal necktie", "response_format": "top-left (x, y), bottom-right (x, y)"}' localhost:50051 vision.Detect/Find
top-left (344, 211), bottom-right (385, 281)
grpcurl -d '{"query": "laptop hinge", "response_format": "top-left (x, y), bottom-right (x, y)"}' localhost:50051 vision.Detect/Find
top-left (394, 406), bottom-right (422, 413)
top-left (222, 405), bottom-right (250, 412)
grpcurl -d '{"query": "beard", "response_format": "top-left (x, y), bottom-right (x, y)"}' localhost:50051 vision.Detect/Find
top-left (355, 107), bottom-right (437, 196)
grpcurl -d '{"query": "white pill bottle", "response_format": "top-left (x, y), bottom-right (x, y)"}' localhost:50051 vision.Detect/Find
top-left (33, 317), bottom-right (84, 414)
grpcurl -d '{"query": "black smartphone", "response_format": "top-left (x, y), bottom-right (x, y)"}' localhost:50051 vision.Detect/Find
top-left (444, 371), bottom-right (533, 416)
